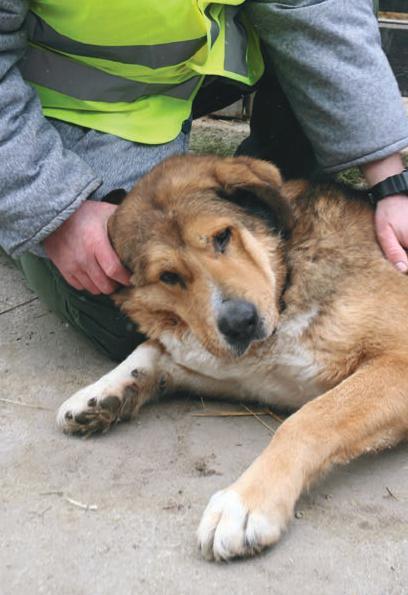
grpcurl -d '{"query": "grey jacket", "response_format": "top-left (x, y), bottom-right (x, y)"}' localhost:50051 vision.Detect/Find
top-left (1, 0), bottom-right (408, 257)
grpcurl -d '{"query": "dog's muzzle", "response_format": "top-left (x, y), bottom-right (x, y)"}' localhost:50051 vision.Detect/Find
top-left (217, 299), bottom-right (266, 356)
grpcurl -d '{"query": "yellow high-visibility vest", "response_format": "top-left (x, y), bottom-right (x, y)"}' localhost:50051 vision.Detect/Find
top-left (21, 1), bottom-right (264, 144)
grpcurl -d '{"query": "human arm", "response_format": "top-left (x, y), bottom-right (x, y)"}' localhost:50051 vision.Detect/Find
top-left (244, 0), bottom-right (408, 172)
top-left (0, 1), bottom-right (130, 293)
top-left (0, 0), bottom-right (102, 257)
top-left (245, 0), bottom-right (408, 271)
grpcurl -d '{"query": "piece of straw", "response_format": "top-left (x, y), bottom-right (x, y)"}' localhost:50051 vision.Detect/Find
top-left (241, 404), bottom-right (275, 434)
top-left (0, 397), bottom-right (52, 411)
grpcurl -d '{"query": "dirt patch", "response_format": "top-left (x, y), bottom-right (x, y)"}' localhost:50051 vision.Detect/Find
top-left (193, 457), bottom-right (221, 477)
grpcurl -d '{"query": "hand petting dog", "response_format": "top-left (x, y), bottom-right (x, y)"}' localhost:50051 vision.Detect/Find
top-left (44, 200), bottom-right (131, 295)
top-left (362, 153), bottom-right (408, 273)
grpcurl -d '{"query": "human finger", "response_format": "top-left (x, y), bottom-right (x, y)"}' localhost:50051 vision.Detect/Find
top-left (86, 258), bottom-right (118, 294)
top-left (74, 270), bottom-right (105, 295)
top-left (65, 273), bottom-right (86, 292)
top-left (376, 223), bottom-right (408, 273)
top-left (95, 238), bottom-right (131, 286)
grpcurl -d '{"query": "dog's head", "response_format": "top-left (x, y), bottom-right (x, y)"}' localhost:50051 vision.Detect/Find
top-left (109, 155), bottom-right (293, 359)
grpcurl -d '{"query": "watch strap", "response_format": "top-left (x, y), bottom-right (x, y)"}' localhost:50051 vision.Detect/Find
top-left (368, 169), bottom-right (408, 205)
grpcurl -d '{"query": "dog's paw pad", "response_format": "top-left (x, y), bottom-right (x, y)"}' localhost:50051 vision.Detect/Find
top-left (197, 489), bottom-right (284, 561)
top-left (57, 383), bottom-right (139, 436)
top-left (118, 386), bottom-right (138, 421)
top-left (99, 395), bottom-right (121, 413)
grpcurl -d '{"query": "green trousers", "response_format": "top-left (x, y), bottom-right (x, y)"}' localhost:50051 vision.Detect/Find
top-left (18, 253), bottom-right (145, 361)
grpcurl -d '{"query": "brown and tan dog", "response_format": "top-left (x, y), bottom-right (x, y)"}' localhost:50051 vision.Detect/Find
top-left (57, 155), bottom-right (408, 561)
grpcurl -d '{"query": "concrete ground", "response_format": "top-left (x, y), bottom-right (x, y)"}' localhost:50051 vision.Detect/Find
top-left (1, 120), bottom-right (408, 595)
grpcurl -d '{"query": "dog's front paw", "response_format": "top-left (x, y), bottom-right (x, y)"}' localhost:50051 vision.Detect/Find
top-left (57, 382), bottom-right (137, 436)
top-left (197, 488), bottom-right (287, 561)
top-left (57, 367), bottom-right (164, 435)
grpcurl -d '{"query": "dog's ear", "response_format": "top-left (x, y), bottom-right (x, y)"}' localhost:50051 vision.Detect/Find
top-left (214, 157), bottom-right (294, 236)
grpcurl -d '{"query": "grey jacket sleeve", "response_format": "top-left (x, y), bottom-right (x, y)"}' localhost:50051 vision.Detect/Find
top-left (0, 0), bottom-right (101, 257)
top-left (245, 0), bottom-right (408, 172)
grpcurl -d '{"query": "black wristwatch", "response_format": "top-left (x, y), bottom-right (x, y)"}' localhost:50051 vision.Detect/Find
top-left (368, 169), bottom-right (408, 205)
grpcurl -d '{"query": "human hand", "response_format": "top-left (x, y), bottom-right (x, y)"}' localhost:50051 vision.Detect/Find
top-left (375, 195), bottom-right (408, 273)
top-left (361, 153), bottom-right (408, 273)
top-left (43, 201), bottom-right (131, 294)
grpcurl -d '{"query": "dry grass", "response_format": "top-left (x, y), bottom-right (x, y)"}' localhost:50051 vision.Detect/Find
top-left (192, 402), bottom-right (286, 435)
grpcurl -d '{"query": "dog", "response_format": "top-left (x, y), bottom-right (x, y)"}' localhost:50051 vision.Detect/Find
top-left (57, 154), bottom-right (408, 561)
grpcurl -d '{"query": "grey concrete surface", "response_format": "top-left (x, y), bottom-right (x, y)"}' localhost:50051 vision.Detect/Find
top-left (1, 114), bottom-right (408, 594)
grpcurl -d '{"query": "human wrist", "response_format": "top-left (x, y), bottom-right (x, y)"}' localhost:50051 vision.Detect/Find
top-left (361, 153), bottom-right (405, 187)
top-left (361, 154), bottom-right (408, 205)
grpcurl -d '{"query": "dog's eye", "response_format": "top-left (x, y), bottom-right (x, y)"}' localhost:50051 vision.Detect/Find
top-left (159, 271), bottom-right (183, 286)
top-left (213, 227), bottom-right (232, 253)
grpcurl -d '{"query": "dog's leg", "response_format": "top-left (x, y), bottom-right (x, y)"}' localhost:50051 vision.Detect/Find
top-left (198, 356), bottom-right (408, 561)
top-left (57, 340), bottom-right (234, 435)
top-left (57, 341), bottom-right (168, 434)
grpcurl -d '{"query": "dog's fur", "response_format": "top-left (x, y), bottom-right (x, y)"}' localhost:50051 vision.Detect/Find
top-left (57, 155), bottom-right (408, 561)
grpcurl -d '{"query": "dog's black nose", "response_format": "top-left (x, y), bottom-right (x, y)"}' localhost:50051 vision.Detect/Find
top-left (217, 299), bottom-right (259, 346)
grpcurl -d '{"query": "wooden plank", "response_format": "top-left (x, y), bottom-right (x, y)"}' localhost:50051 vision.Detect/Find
top-left (379, 12), bottom-right (408, 22)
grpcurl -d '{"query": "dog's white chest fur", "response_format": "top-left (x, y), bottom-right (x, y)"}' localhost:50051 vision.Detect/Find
top-left (160, 307), bottom-right (323, 409)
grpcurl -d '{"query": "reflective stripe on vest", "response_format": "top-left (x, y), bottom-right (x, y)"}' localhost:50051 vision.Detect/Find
top-left (224, 6), bottom-right (248, 77)
top-left (21, 6), bottom-right (247, 102)
top-left (205, 5), bottom-right (220, 48)
top-left (19, 45), bottom-right (201, 103)
top-left (25, 11), bottom-right (208, 69)
top-left (21, 1), bottom-right (264, 144)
